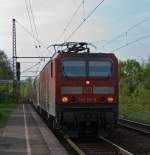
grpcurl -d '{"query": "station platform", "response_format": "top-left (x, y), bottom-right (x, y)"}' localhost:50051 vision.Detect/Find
top-left (0, 104), bottom-right (69, 155)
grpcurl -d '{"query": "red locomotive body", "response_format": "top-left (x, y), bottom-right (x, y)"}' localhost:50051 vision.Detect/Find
top-left (30, 42), bottom-right (119, 136)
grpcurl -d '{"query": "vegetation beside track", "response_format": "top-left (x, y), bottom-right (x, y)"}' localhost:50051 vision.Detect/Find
top-left (0, 50), bottom-right (17, 128)
top-left (0, 101), bottom-right (16, 128)
top-left (119, 59), bottom-right (150, 124)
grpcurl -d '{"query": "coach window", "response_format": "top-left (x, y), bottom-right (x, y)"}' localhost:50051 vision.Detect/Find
top-left (51, 62), bottom-right (53, 77)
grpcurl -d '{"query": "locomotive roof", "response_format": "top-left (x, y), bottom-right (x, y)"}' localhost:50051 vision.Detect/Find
top-left (53, 51), bottom-right (117, 59)
top-left (48, 42), bottom-right (117, 60)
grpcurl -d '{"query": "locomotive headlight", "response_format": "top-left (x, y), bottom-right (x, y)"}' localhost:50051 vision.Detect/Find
top-left (62, 96), bottom-right (68, 103)
top-left (107, 97), bottom-right (114, 103)
top-left (86, 80), bottom-right (90, 85)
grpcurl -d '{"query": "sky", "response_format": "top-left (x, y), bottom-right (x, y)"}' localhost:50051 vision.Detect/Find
top-left (0, 0), bottom-right (150, 79)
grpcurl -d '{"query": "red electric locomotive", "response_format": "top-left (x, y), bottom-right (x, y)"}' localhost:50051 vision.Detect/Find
top-left (30, 42), bottom-right (119, 136)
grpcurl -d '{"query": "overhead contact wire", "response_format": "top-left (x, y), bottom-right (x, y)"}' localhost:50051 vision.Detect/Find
top-left (21, 62), bottom-right (40, 73)
top-left (112, 32), bottom-right (150, 51)
top-left (16, 20), bottom-right (48, 50)
top-left (65, 0), bottom-right (105, 41)
top-left (103, 16), bottom-right (150, 47)
top-left (64, 1), bottom-right (83, 31)
top-left (24, 0), bottom-right (43, 60)
top-left (28, 0), bottom-right (40, 44)
top-left (56, 0), bottom-right (83, 43)
top-left (24, 0), bottom-right (37, 47)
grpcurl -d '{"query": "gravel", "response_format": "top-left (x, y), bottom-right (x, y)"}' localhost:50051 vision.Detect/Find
top-left (108, 126), bottom-right (150, 155)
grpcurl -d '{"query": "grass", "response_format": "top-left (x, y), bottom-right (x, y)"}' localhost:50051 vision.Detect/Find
top-left (0, 101), bottom-right (16, 128)
top-left (119, 95), bottom-right (150, 124)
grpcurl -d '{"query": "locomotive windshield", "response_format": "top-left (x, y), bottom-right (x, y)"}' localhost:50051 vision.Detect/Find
top-left (61, 60), bottom-right (112, 77)
top-left (89, 61), bottom-right (112, 77)
top-left (62, 60), bottom-right (86, 77)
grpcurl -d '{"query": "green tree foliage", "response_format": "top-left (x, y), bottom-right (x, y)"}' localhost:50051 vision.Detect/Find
top-left (0, 50), bottom-right (13, 79)
top-left (0, 50), bottom-right (13, 101)
top-left (20, 78), bottom-right (32, 98)
top-left (119, 59), bottom-right (141, 93)
top-left (119, 58), bottom-right (150, 124)
top-left (120, 58), bottom-right (150, 95)
top-left (119, 59), bottom-right (141, 78)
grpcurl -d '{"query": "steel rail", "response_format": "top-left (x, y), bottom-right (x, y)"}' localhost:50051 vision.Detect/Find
top-left (119, 118), bottom-right (150, 127)
top-left (64, 135), bottom-right (86, 155)
top-left (99, 136), bottom-right (134, 155)
top-left (118, 118), bottom-right (150, 135)
top-left (64, 135), bottom-right (134, 155)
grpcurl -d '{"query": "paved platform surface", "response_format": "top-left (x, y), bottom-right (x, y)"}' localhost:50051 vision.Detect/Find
top-left (0, 104), bottom-right (69, 155)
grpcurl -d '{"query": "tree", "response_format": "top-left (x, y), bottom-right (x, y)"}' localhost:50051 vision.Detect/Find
top-left (0, 50), bottom-right (13, 101)
top-left (119, 59), bottom-right (141, 78)
top-left (0, 50), bottom-right (13, 79)
top-left (119, 59), bottom-right (141, 93)
top-left (20, 78), bottom-right (32, 98)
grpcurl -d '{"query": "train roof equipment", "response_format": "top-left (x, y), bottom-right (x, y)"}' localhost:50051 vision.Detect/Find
top-left (47, 42), bottom-right (97, 54)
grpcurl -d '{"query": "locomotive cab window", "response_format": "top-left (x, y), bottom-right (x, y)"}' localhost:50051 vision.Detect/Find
top-left (61, 60), bottom-right (86, 77)
top-left (61, 59), bottom-right (112, 78)
top-left (89, 60), bottom-right (112, 77)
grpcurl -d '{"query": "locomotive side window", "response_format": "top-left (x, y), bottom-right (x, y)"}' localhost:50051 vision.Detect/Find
top-left (51, 62), bottom-right (53, 77)
top-left (62, 60), bottom-right (86, 77)
top-left (89, 60), bottom-right (112, 77)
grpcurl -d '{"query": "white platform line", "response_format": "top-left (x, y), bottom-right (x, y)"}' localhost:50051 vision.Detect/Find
top-left (23, 104), bottom-right (31, 155)
top-left (2, 128), bottom-right (5, 137)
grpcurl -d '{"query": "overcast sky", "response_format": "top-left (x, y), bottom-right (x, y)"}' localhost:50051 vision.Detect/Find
top-left (0, 0), bottom-right (150, 79)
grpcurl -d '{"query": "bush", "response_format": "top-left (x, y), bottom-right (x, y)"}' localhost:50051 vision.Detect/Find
top-left (119, 59), bottom-right (150, 124)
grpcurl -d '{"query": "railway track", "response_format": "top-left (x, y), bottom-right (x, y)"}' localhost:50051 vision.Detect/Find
top-left (118, 118), bottom-right (150, 135)
top-left (64, 135), bottom-right (133, 155)
top-left (63, 119), bottom-right (150, 155)
top-left (31, 104), bottom-right (150, 155)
